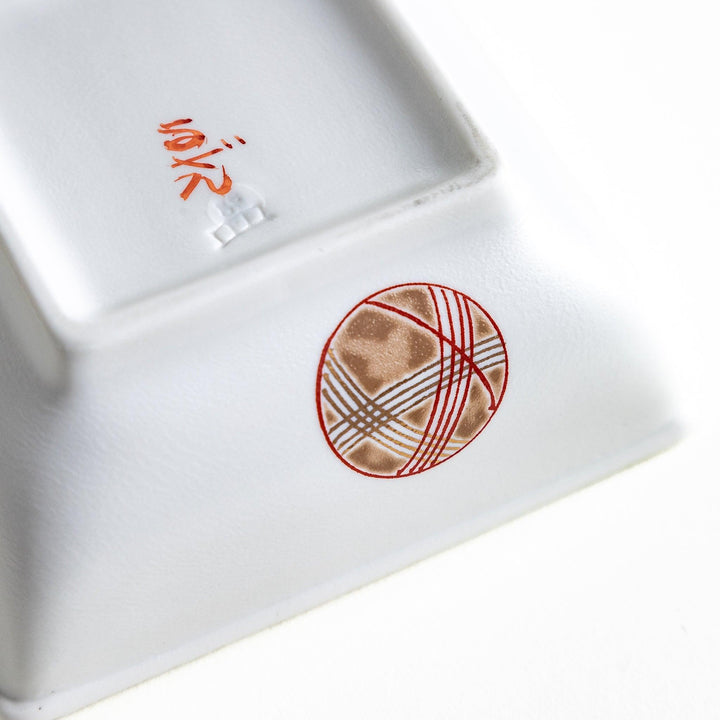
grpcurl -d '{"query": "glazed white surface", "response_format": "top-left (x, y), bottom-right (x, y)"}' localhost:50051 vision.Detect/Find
top-left (1, 0), bottom-right (714, 718)
top-left (80, 0), bottom-right (716, 718)
top-left (0, 0), bottom-right (481, 322)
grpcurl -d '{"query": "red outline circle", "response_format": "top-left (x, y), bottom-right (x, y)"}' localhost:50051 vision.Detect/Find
top-left (316, 283), bottom-right (509, 479)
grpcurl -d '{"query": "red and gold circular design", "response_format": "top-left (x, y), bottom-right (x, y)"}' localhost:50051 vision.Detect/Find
top-left (316, 283), bottom-right (508, 478)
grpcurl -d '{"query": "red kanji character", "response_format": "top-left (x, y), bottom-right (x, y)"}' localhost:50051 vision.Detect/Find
top-left (158, 118), bottom-right (206, 152)
top-left (171, 147), bottom-right (224, 169)
top-left (175, 165), bottom-right (232, 201)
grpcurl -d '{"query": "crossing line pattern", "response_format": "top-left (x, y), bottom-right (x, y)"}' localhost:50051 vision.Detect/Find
top-left (316, 283), bottom-right (508, 478)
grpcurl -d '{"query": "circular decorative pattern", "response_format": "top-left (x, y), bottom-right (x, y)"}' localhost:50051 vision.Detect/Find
top-left (316, 283), bottom-right (508, 478)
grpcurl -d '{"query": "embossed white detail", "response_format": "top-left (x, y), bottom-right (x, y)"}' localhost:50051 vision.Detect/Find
top-left (207, 186), bottom-right (267, 246)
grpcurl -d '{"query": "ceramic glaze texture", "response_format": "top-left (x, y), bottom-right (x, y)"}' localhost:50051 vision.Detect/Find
top-left (0, 0), bottom-right (483, 322)
top-left (0, 0), bottom-right (678, 718)
top-left (317, 284), bottom-right (508, 477)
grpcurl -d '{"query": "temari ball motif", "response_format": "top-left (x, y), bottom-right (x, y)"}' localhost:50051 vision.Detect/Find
top-left (316, 283), bottom-right (508, 478)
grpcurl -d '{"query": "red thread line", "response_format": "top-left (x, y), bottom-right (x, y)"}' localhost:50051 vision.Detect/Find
top-left (430, 293), bottom-right (476, 467)
top-left (418, 290), bottom-right (472, 472)
top-left (403, 290), bottom-right (449, 473)
top-left (417, 289), bottom-right (467, 472)
top-left (394, 287), bottom-right (446, 475)
top-left (366, 299), bottom-right (497, 410)
top-left (410, 288), bottom-right (458, 473)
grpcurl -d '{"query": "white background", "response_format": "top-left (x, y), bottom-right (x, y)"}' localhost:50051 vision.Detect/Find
top-left (72, 0), bottom-right (719, 717)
